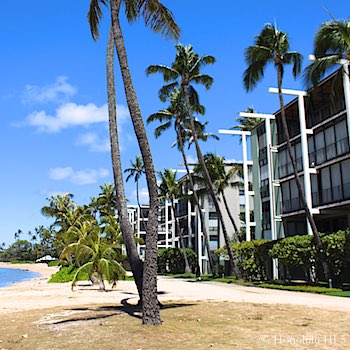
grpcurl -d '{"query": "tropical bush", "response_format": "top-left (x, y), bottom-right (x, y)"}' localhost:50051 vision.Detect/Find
top-left (216, 240), bottom-right (272, 280)
top-left (157, 247), bottom-right (197, 274)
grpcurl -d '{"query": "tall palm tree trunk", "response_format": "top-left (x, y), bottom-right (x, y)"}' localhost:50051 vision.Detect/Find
top-left (175, 120), bottom-right (217, 275)
top-left (110, 0), bottom-right (161, 325)
top-left (170, 197), bottom-right (191, 274)
top-left (221, 193), bottom-right (239, 236)
top-left (276, 66), bottom-right (330, 280)
top-left (183, 88), bottom-right (241, 278)
top-left (106, 27), bottom-right (143, 299)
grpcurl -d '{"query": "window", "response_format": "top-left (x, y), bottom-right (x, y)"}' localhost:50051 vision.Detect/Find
top-left (209, 212), bottom-right (218, 220)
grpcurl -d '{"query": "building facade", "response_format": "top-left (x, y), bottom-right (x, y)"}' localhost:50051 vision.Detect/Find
top-left (251, 70), bottom-right (350, 241)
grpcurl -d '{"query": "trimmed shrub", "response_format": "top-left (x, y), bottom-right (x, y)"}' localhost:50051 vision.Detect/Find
top-left (157, 247), bottom-right (197, 274)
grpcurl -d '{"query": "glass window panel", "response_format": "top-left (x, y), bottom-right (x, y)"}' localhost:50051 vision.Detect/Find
top-left (331, 163), bottom-right (342, 201)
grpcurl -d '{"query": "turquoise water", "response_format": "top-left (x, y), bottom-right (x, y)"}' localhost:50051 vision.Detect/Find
top-left (0, 267), bottom-right (39, 287)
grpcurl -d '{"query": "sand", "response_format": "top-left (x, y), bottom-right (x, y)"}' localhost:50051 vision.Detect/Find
top-left (0, 262), bottom-right (349, 315)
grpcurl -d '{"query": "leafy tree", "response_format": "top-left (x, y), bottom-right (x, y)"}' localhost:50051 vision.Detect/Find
top-left (243, 23), bottom-right (330, 280)
top-left (147, 44), bottom-right (240, 278)
top-left (88, 0), bottom-right (179, 324)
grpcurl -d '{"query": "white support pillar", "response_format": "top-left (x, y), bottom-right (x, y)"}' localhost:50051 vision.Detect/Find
top-left (239, 112), bottom-right (279, 279)
top-left (342, 63), bottom-right (350, 145)
top-left (269, 87), bottom-right (317, 235)
top-left (165, 199), bottom-right (169, 248)
top-left (218, 129), bottom-right (252, 241)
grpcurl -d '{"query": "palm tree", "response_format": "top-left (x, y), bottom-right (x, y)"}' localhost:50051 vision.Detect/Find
top-left (87, 196), bottom-right (100, 219)
top-left (234, 107), bottom-right (262, 134)
top-left (147, 44), bottom-right (240, 278)
top-left (244, 23), bottom-right (330, 280)
top-left (195, 153), bottom-right (241, 237)
top-left (61, 221), bottom-right (126, 291)
top-left (147, 90), bottom-right (217, 274)
top-left (105, 26), bottom-right (143, 301)
top-left (88, 0), bottom-right (179, 324)
top-left (98, 183), bottom-right (118, 217)
top-left (125, 156), bottom-right (146, 222)
top-left (304, 18), bottom-right (350, 87)
top-left (158, 169), bottom-right (191, 274)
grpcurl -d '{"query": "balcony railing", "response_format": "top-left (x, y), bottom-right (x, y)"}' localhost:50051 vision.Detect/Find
top-left (282, 197), bottom-right (303, 214)
top-left (278, 157), bottom-right (303, 178)
top-left (309, 137), bottom-right (349, 167)
top-left (312, 182), bottom-right (350, 207)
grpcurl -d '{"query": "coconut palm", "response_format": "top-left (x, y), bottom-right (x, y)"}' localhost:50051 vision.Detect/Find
top-left (158, 169), bottom-right (191, 274)
top-left (304, 18), bottom-right (350, 87)
top-left (147, 90), bottom-right (217, 274)
top-left (244, 23), bottom-right (330, 279)
top-left (147, 44), bottom-right (240, 278)
top-left (105, 27), bottom-right (143, 301)
top-left (98, 183), bottom-right (118, 217)
top-left (61, 220), bottom-right (126, 291)
top-left (125, 156), bottom-right (146, 222)
top-left (234, 107), bottom-right (262, 133)
top-left (88, 0), bottom-right (179, 324)
top-left (195, 153), bottom-right (241, 237)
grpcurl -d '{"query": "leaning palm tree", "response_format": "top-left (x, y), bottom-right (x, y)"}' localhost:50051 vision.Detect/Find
top-left (244, 23), bottom-right (330, 280)
top-left (147, 44), bottom-right (240, 278)
top-left (105, 27), bottom-right (143, 301)
top-left (61, 221), bottom-right (126, 291)
top-left (147, 90), bottom-right (217, 274)
top-left (88, 0), bottom-right (180, 324)
top-left (125, 156), bottom-right (146, 221)
top-left (195, 153), bottom-right (241, 236)
top-left (304, 18), bottom-right (350, 87)
top-left (158, 169), bottom-right (191, 274)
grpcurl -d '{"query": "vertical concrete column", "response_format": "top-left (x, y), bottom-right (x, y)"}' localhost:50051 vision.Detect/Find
top-left (242, 134), bottom-right (251, 241)
top-left (297, 93), bottom-right (313, 235)
top-left (342, 63), bottom-right (350, 145)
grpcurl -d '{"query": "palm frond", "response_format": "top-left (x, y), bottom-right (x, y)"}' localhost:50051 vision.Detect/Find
top-left (243, 59), bottom-right (269, 91)
top-left (71, 261), bottom-right (94, 290)
top-left (87, 0), bottom-right (107, 41)
top-left (189, 74), bottom-right (214, 90)
top-left (154, 121), bottom-right (172, 138)
top-left (147, 110), bottom-right (173, 124)
top-left (146, 64), bottom-right (180, 81)
top-left (159, 81), bottom-right (179, 101)
top-left (284, 51), bottom-right (303, 78)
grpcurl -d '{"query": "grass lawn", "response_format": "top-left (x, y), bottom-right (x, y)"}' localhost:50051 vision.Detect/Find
top-left (0, 301), bottom-right (349, 350)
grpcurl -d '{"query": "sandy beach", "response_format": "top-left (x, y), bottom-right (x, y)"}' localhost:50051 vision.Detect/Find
top-left (1, 262), bottom-right (350, 315)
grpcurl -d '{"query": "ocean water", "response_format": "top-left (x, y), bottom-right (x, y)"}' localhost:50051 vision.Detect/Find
top-left (0, 267), bottom-right (39, 287)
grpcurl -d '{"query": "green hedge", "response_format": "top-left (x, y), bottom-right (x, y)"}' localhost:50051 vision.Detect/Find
top-left (157, 247), bottom-right (197, 274)
top-left (216, 229), bottom-right (350, 283)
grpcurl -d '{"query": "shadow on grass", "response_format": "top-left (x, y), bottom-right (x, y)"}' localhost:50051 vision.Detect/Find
top-left (47, 299), bottom-right (195, 325)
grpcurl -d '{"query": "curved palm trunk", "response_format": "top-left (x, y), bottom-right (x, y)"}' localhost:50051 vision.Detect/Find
top-left (176, 120), bottom-right (217, 275)
top-left (136, 180), bottom-right (146, 224)
top-left (170, 197), bottom-right (191, 274)
top-left (183, 89), bottom-right (241, 278)
top-left (110, 0), bottom-right (161, 325)
top-left (98, 272), bottom-right (106, 291)
top-left (106, 27), bottom-right (143, 299)
top-left (276, 66), bottom-right (330, 280)
top-left (221, 193), bottom-right (239, 236)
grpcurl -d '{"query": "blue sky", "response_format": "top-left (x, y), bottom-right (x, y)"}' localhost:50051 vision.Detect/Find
top-left (0, 0), bottom-right (347, 245)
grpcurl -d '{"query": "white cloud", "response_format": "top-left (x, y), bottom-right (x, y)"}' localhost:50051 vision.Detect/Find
top-left (49, 167), bottom-right (109, 185)
top-left (132, 187), bottom-right (149, 205)
top-left (186, 154), bottom-right (198, 165)
top-left (27, 102), bottom-right (130, 133)
top-left (27, 102), bottom-right (108, 133)
top-left (77, 132), bottom-right (110, 152)
top-left (23, 76), bottom-right (77, 104)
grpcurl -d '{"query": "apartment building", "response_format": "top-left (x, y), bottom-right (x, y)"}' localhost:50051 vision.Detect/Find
top-left (250, 70), bottom-right (350, 241)
top-left (127, 162), bottom-right (251, 273)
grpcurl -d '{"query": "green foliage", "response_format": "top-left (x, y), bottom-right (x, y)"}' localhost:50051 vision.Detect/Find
top-left (257, 283), bottom-right (341, 294)
top-left (216, 240), bottom-right (271, 280)
top-left (0, 240), bottom-right (34, 262)
top-left (269, 235), bottom-right (315, 268)
top-left (48, 265), bottom-right (89, 283)
top-left (157, 247), bottom-right (197, 274)
top-left (48, 260), bottom-right (60, 267)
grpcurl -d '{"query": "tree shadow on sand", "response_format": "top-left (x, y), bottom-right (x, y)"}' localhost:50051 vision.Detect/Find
top-left (45, 299), bottom-right (195, 325)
